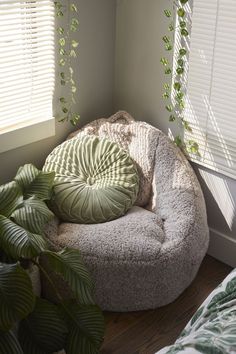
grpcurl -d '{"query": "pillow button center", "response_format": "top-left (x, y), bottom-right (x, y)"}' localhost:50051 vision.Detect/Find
top-left (87, 176), bottom-right (95, 186)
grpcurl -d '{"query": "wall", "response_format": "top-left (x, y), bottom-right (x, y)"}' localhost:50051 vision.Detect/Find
top-left (114, 0), bottom-right (236, 267)
top-left (0, 0), bottom-right (116, 184)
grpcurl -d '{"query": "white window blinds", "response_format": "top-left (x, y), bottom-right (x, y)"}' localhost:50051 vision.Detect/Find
top-left (0, 0), bottom-right (55, 132)
top-left (184, 0), bottom-right (236, 179)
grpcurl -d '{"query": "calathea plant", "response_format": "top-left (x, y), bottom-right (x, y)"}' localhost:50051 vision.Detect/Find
top-left (0, 164), bottom-right (104, 354)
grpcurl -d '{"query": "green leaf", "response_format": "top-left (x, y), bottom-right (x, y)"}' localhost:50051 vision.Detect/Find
top-left (181, 28), bottom-right (189, 36)
top-left (71, 40), bottom-right (79, 48)
top-left (71, 18), bottom-right (79, 26)
top-left (176, 92), bottom-right (184, 100)
top-left (59, 97), bottom-right (66, 103)
top-left (70, 25), bottom-right (78, 32)
top-left (14, 164), bottom-right (54, 201)
top-left (165, 43), bottom-right (173, 51)
top-left (176, 67), bottom-right (184, 75)
top-left (179, 21), bottom-right (186, 28)
top-left (177, 8), bottom-right (186, 17)
top-left (70, 3), bottom-right (78, 12)
top-left (164, 9), bottom-right (172, 18)
top-left (60, 58), bottom-right (66, 66)
top-left (187, 140), bottom-right (200, 156)
top-left (11, 197), bottom-right (54, 235)
top-left (191, 306), bottom-right (204, 325)
top-left (54, 1), bottom-right (62, 10)
top-left (63, 302), bottom-right (105, 354)
top-left (162, 92), bottom-right (170, 99)
top-left (165, 68), bottom-right (172, 75)
top-left (182, 120), bottom-right (193, 133)
top-left (177, 59), bottom-right (184, 67)
top-left (0, 330), bottom-right (24, 354)
top-left (41, 249), bottom-right (95, 305)
top-left (57, 27), bottom-right (64, 35)
top-left (169, 115), bottom-right (176, 122)
top-left (59, 48), bottom-right (66, 56)
top-left (160, 57), bottom-right (168, 66)
top-left (18, 298), bottom-right (68, 354)
top-left (0, 215), bottom-right (47, 259)
top-left (0, 263), bottom-right (35, 331)
top-left (174, 136), bottom-right (182, 147)
top-left (168, 23), bottom-right (174, 31)
top-left (0, 181), bottom-right (22, 217)
top-left (70, 114), bottom-right (80, 126)
top-left (162, 35), bottom-right (170, 43)
top-left (179, 48), bottom-right (187, 56)
top-left (180, 0), bottom-right (188, 4)
top-left (69, 50), bottom-right (77, 58)
top-left (164, 83), bottom-right (170, 90)
top-left (58, 117), bottom-right (67, 123)
top-left (62, 107), bottom-right (68, 114)
top-left (57, 11), bottom-right (63, 17)
top-left (165, 105), bottom-right (173, 112)
top-left (174, 82), bottom-right (181, 91)
top-left (59, 38), bottom-right (66, 47)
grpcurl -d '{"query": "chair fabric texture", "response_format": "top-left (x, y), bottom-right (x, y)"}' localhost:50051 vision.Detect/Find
top-left (44, 111), bottom-right (209, 312)
top-left (43, 135), bottom-right (139, 224)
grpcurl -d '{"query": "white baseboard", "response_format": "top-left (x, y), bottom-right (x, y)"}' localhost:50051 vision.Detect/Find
top-left (208, 228), bottom-right (236, 268)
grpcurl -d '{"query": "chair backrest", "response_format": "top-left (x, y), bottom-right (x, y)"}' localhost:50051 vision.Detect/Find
top-left (68, 111), bottom-right (159, 207)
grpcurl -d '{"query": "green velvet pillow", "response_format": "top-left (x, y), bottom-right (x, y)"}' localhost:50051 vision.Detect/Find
top-left (43, 135), bottom-right (139, 224)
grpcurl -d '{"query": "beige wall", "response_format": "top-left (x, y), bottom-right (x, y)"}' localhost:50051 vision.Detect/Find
top-left (0, 0), bottom-right (116, 184)
top-left (114, 0), bottom-right (236, 266)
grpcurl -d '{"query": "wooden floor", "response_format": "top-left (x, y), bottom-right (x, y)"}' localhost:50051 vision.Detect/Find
top-left (101, 255), bottom-right (232, 354)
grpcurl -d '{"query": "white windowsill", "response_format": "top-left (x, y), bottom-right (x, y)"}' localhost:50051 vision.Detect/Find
top-left (0, 117), bottom-right (55, 154)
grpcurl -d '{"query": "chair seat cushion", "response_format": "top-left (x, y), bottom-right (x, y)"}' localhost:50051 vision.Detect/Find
top-left (43, 135), bottom-right (139, 224)
top-left (49, 206), bottom-right (165, 261)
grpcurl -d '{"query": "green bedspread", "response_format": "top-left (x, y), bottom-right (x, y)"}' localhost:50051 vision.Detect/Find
top-left (157, 268), bottom-right (236, 354)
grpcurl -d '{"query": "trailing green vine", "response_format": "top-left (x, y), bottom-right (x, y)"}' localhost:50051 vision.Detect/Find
top-left (161, 0), bottom-right (200, 156)
top-left (54, 1), bottom-right (80, 126)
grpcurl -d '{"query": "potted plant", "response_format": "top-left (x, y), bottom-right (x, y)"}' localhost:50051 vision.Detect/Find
top-left (0, 164), bottom-right (104, 354)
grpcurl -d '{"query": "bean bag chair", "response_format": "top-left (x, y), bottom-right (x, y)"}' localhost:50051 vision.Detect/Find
top-left (44, 111), bottom-right (209, 312)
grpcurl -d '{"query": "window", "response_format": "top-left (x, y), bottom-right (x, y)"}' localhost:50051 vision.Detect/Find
top-left (184, 0), bottom-right (236, 179)
top-left (0, 0), bottom-right (55, 152)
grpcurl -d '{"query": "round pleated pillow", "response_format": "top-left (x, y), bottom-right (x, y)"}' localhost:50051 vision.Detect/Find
top-left (43, 135), bottom-right (139, 224)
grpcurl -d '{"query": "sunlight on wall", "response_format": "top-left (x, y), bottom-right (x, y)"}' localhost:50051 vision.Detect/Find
top-left (200, 169), bottom-right (235, 230)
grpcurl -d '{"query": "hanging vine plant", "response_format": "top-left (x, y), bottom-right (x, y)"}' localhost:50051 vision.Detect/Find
top-left (54, 1), bottom-right (80, 126)
top-left (161, 0), bottom-right (200, 156)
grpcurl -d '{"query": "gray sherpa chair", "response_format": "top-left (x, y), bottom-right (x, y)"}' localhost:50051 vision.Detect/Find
top-left (44, 111), bottom-right (209, 312)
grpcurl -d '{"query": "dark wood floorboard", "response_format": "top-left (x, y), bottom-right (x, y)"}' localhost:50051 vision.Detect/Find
top-left (101, 255), bottom-right (232, 354)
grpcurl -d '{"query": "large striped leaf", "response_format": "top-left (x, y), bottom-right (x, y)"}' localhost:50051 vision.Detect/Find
top-left (0, 181), bottom-right (22, 217)
top-left (0, 330), bottom-right (23, 354)
top-left (41, 249), bottom-right (95, 304)
top-left (63, 302), bottom-right (105, 354)
top-left (0, 215), bottom-right (47, 259)
top-left (11, 197), bottom-right (54, 235)
top-left (14, 164), bottom-right (55, 201)
top-left (0, 263), bottom-right (35, 331)
top-left (18, 297), bottom-right (68, 354)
